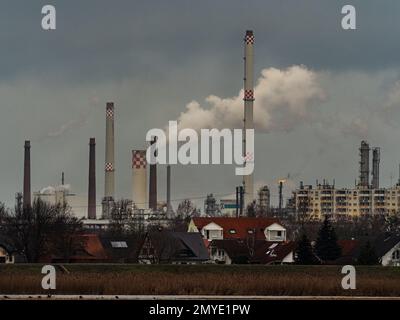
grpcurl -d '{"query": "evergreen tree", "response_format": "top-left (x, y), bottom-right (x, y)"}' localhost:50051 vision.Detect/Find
top-left (358, 240), bottom-right (379, 265)
top-left (315, 215), bottom-right (342, 262)
top-left (295, 233), bottom-right (317, 265)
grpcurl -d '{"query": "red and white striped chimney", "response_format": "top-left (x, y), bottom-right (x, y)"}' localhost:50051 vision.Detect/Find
top-left (243, 30), bottom-right (255, 209)
top-left (104, 102), bottom-right (115, 199)
top-left (132, 150), bottom-right (147, 210)
top-left (102, 102), bottom-right (115, 219)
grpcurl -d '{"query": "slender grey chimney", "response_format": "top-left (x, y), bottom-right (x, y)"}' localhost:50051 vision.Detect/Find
top-left (166, 164), bottom-right (172, 216)
top-left (102, 102), bottom-right (115, 218)
top-left (243, 30), bottom-right (255, 209)
top-left (149, 137), bottom-right (157, 211)
top-left (88, 138), bottom-right (96, 219)
top-left (278, 180), bottom-right (283, 215)
top-left (371, 147), bottom-right (380, 189)
top-left (23, 140), bottom-right (31, 208)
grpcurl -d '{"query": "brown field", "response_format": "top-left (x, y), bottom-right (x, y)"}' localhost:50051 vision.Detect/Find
top-left (0, 264), bottom-right (399, 296)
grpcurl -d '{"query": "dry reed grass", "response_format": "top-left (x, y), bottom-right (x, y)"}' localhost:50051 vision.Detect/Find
top-left (0, 265), bottom-right (399, 296)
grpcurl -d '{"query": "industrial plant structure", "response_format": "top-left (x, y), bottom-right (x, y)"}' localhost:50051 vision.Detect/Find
top-left (24, 30), bottom-right (261, 229)
top-left (290, 141), bottom-right (400, 219)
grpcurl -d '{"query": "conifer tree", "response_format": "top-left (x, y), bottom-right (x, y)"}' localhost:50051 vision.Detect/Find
top-left (358, 240), bottom-right (379, 265)
top-left (315, 215), bottom-right (342, 262)
top-left (295, 233), bottom-right (317, 265)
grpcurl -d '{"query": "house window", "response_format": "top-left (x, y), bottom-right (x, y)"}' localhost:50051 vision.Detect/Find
top-left (392, 249), bottom-right (400, 260)
top-left (111, 241), bottom-right (128, 248)
top-left (229, 229), bottom-right (236, 234)
top-left (277, 231), bottom-right (282, 237)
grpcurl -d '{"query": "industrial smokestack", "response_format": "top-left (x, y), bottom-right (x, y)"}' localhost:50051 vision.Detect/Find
top-left (88, 138), bottom-right (96, 220)
top-left (132, 150), bottom-right (147, 210)
top-left (243, 30), bottom-right (255, 209)
top-left (102, 102), bottom-right (115, 218)
top-left (359, 140), bottom-right (370, 188)
top-left (278, 181), bottom-right (283, 215)
top-left (149, 137), bottom-right (157, 211)
top-left (23, 140), bottom-right (31, 208)
top-left (371, 147), bottom-right (380, 189)
top-left (166, 164), bottom-right (173, 216)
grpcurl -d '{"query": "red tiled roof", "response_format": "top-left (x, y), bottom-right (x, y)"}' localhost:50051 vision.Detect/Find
top-left (192, 217), bottom-right (281, 241)
top-left (69, 234), bottom-right (107, 261)
top-left (338, 240), bottom-right (359, 257)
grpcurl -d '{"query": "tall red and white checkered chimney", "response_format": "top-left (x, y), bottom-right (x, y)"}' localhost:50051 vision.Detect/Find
top-left (132, 150), bottom-right (147, 210)
top-left (243, 30), bottom-right (255, 210)
top-left (102, 102), bottom-right (115, 218)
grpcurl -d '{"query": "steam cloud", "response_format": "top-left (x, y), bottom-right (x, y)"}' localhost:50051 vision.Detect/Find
top-left (40, 184), bottom-right (71, 194)
top-left (175, 65), bottom-right (326, 132)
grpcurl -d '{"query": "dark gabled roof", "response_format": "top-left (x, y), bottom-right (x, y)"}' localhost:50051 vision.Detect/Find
top-left (192, 217), bottom-right (282, 240)
top-left (172, 232), bottom-right (209, 261)
top-left (98, 234), bottom-right (145, 262)
top-left (0, 233), bottom-right (16, 254)
top-left (372, 233), bottom-right (400, 257)
top-left (330, 235), bottom-right (400, 265)
top-left (210, 239), bottom-right (250, 259)
top-left (148, 231), bottom-right (209, 261)
top-left (251, 241), bottom-right (295, 265)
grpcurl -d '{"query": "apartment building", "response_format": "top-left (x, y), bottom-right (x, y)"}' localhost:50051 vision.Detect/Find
top-left (291, 181), bottom-right (400, 220)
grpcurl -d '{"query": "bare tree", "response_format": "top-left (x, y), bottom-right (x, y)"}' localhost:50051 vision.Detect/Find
top-left (176, 199), bottom-right (200, 220)
top-left (108, 199), bottom-right (133, 236)
top-left (2, 195), bottom-right (83, 262)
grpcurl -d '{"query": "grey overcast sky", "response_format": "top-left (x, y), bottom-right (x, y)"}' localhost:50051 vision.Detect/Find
top-left (1, 0), bottom-right (400, 208)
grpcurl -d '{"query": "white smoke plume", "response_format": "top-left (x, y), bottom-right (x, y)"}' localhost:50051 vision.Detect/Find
top-left (176, 65), bottom-right (326, 132)
top-left (40, 184), bottom-right (71, 194)
top-left (36, 95), bottom-right (100, 141)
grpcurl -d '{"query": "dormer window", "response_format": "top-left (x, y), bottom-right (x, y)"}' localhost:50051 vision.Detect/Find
top-left (247, 229), bottom-right (254, 234)
top-left (229, 229), bottom-right (236, 234)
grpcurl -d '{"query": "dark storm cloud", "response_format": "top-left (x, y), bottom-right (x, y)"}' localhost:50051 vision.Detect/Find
top-left (0, 0), bottom-right (399, 84)
top-left (1, 0), bottom-right (400, 207)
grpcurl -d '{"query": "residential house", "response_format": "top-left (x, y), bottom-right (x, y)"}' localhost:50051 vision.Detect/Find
top-left (328, 235), bottom-right (400, 266)
top-left (50, 234), bottom-right (107, 263)
top-left (374, 233), bottom-right (400, 266)
top-left (251, 241), bottom-right (295, 265)
top-left (188, 217), bottom-right (287, 242)
top-left (0, 236), bottom-right (16, 264)
top-left (209, 238), bottom-right (295, 265)
top-left (209, 239), bottom-right (252, 264)
top-left (138, 230), bottom-right (209, 264)
top-left (98, 235), bottom-right (144, 263)
top-left (50, 233), bottom-right (144, 263)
